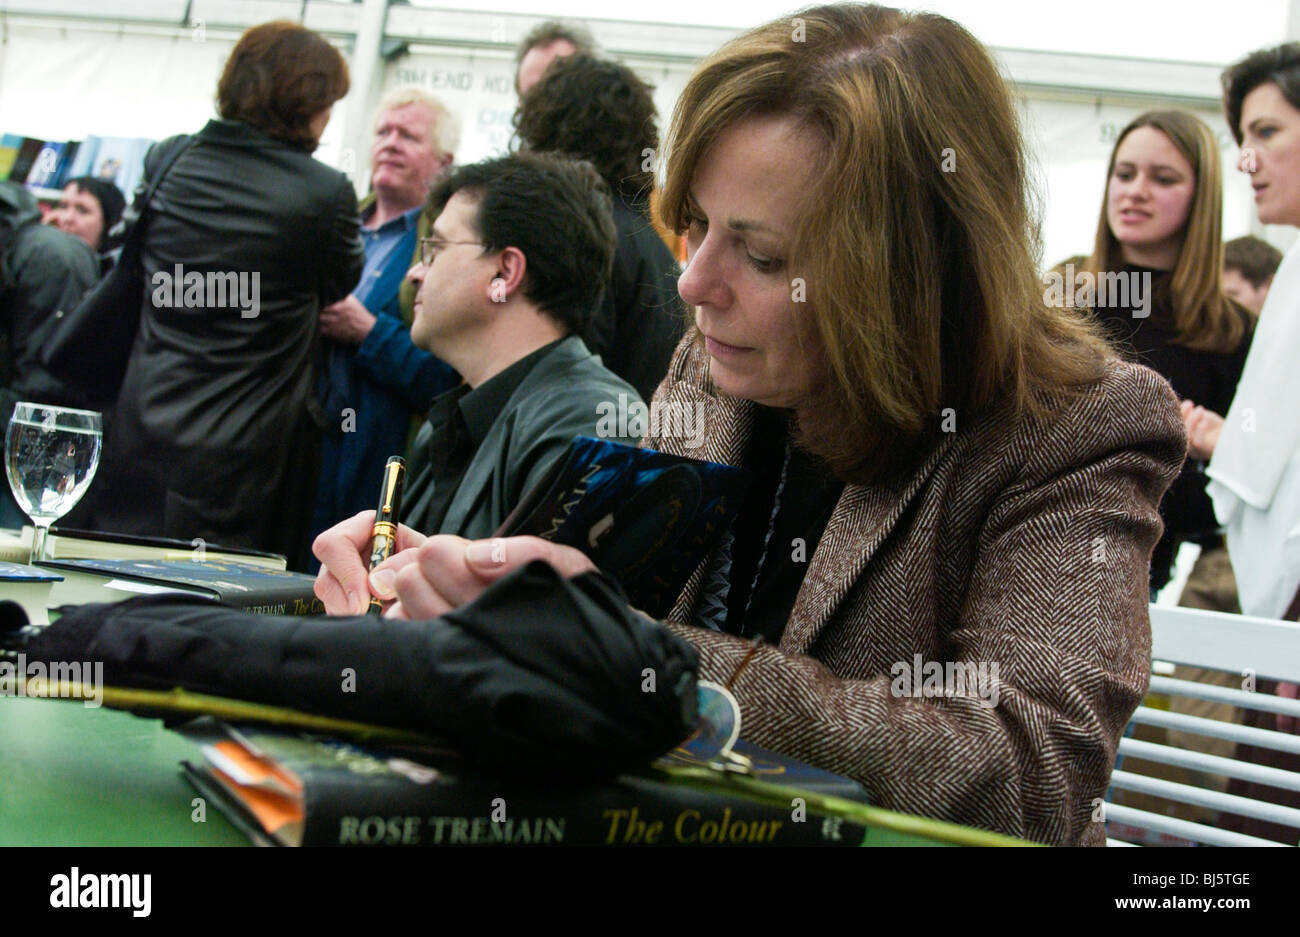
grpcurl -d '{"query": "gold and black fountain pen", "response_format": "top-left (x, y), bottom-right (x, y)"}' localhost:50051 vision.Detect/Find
top-left (367, 455), bottom-right (406, 616)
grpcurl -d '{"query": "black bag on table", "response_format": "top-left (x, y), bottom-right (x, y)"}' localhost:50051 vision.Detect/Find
top-left (19, 560), bottom-right (701, 778)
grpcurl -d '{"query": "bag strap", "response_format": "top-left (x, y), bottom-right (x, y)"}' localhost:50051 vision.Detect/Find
top-left (110, 135), bottom-right (196, 244)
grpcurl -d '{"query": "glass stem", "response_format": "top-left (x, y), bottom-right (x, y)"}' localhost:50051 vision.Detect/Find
top-left (30, 523), bottom-right (50, 565)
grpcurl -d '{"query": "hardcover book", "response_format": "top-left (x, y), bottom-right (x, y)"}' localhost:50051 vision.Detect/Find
top-left (0, 561), bottom-right (62, 625)
top-left (0, 134), bottom-right (23, 180)
top-left (23, 140), bottom-right (66, 190)
top-left (48, 141), bottom-right (80, 190)
top-left (0, 526), bottom-right (288, 570)
top-left (496, 437), bottom-right (749, 618)
top-left (64, 134), bottom-right (99, 180)
top-left (38, 558), bottom-right (322, 615)
top-left (8, 138), bottom-right (46, 184)
top-left (178, 719), bottom-right (870, 847)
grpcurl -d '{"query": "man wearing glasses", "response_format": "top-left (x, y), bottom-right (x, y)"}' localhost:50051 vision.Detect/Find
top-left (349, 151), bottom-right (642, 544)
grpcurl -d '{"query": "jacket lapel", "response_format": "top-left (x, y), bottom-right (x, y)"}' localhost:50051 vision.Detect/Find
top-left (439, 440), bottom-right (494, 537)
top-left (781, 433), bottom-right (956, 655)
top-left (661, 385), bottom-right (754, 466)
top-left (440, 339), bottom-right (582, 536)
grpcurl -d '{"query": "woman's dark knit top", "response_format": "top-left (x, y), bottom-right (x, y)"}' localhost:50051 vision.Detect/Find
top-left (1091, 264), bottom-right (1253, 588)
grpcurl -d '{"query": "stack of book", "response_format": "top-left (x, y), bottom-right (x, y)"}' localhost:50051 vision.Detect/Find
top-left (0, 528), bottom-right (320, 623)
top-left (0, 560), bottom-right (63, 624)
top-left (38, 557), bottom-right (323, 617)
top-left (0, 527), bottom-right (286, 569)
top-left (178, 718), bottom-right (876, 847)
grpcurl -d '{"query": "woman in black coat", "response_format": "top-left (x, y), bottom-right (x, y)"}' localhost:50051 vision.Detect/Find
top-left (513, 54), bottom-right (685, 401)
top-left (90, 21), bottom-right (364, 568)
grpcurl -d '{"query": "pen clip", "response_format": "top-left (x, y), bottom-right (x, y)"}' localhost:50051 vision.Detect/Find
top-left (382, 468), bottom-right (401, 515)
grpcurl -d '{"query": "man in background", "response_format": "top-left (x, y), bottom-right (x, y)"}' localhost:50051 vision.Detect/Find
top-left (514, 18), bottom-right (684, 268)
top-left (1222, 235), bottom-right (1283, 317)
top-left (514, 20), bottom-right (597, 94)
top-left (515, 54), bottom-right (685, 400)
top-left (398, 152), bottom-right (642, 537)
top-left (310, 89), bottom-right (462, 553)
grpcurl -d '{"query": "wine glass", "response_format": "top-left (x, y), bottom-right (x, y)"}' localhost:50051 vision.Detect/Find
top-left (4, 403), bottom-right (102, 564)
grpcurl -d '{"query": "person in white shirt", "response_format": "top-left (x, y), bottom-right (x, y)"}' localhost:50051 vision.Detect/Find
top-left (1184, 42), bottom-right (1300, 622)
top-left (1182, 40), bottom-right (1300, 844)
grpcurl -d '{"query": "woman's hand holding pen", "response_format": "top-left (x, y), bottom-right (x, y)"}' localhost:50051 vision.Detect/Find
top-left (312, 511), bottom-right (426, 615)
top-left (374, 535), bottom-right (596, 620)
top-left (313, 515), bottom-right (596, 619)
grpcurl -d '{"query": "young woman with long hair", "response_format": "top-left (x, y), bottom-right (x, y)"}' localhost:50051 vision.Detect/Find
top-left (1082, 110), bottom-right (1253, 593)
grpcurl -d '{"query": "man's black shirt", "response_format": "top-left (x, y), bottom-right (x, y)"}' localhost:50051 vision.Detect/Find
top-left (402, 339), bottom-right (564, 533)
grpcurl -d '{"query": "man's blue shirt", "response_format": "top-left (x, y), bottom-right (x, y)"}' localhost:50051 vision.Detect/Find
top-left (354, 205), bottom-right (420, 308)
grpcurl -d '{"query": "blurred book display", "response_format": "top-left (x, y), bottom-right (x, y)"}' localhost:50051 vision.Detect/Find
top-left (0, 132), bottom-right (153, 196)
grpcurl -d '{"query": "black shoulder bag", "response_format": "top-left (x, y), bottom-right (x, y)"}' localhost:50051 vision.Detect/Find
top-left (41, 135), bottom-right (195, 409)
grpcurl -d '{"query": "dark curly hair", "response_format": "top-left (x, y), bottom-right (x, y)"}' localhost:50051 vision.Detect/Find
top-left (513, 53), bottom-right (658, 201)
top-left (217, 20), bottom-right (349, 151)
top-left (1223, 42), bottom-right (1300, 144)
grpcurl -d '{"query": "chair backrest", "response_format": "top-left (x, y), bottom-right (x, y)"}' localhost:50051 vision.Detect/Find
top-left (1104, 605), bottom-right (1300, 847)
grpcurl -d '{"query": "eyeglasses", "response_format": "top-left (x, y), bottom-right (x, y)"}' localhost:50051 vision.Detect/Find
top-left (418, 236), bottom-right (485, 265)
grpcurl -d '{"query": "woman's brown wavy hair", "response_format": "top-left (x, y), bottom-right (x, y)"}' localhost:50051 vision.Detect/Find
top-left (659, 3), bottom-right (1112, 484)
top-left (1085, 110), bottom-right (1247, 354)
top-left (217, 20), bottom-right (349, 152)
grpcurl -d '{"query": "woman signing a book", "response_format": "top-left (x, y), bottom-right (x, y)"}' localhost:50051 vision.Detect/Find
top-left (313, 3), bottom-right (1185, 845)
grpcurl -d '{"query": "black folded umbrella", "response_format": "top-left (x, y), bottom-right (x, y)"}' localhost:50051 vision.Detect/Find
top-left (22, 560), bottom-right (700, 778)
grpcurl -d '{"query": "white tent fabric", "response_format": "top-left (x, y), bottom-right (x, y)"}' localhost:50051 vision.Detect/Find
top-left (407, 0), bottom-right (1288, 63)
top-left (0, 8), bottom-right (1282, 261)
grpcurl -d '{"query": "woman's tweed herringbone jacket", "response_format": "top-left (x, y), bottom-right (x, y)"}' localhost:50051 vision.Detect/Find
top-left (644, 337), bottom-right (1186, 846)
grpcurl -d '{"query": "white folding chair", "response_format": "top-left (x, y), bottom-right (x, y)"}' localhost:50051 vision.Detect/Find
top-left (1104, 605), bottom-right (1300, 847)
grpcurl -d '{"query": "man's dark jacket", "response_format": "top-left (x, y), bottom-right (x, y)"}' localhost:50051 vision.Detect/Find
top-left (0, 182), bottom-right (99, 528)
top-left (92, 120), bottom-right (364, 567)
top-left (404, 335), bottom-right (642, 539)
top-left (589, 193), bottom-right (685, 401)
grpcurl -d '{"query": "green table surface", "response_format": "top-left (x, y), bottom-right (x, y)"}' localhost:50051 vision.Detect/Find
top-left (1, 695), bottom-right (1010, 847)
top-left (0, 696), bottom-right (247, 845)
